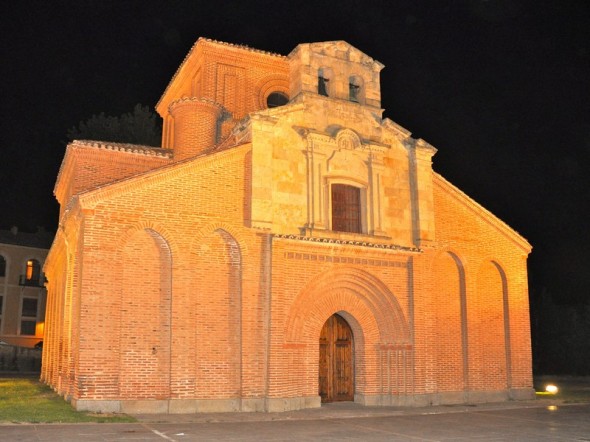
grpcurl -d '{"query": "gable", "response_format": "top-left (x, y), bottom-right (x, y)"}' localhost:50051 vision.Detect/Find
top-left (75, 143), bottom-right (251, 213)
top-left (433, 173), bottom-right (531, 253)
top-left (54, 140), bottom-right (171, 217)
top-left (288, 41), bottom-right (383, 71)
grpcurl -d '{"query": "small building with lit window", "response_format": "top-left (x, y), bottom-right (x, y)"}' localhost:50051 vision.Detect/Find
top-left (0, 227), bottom-right (51, 348)
top-left (43, 39), bottom-right (534, 413)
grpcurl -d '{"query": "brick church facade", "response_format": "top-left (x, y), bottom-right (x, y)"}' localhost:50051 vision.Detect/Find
top-left (42, 38), bottom-right (533, 413)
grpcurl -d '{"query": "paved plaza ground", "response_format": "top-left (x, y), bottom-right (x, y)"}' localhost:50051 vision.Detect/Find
top-left (2, 400), bottom-right (590, 441)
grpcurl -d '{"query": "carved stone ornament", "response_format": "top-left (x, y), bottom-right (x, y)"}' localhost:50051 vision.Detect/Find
top-left (336, 129), bottom-right (362, 151)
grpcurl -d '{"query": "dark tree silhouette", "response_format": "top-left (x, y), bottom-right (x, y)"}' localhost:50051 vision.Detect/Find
top-left (532, 288), bottom-right (590, 375)
top-left (67, 104), bottom-right (162, 146)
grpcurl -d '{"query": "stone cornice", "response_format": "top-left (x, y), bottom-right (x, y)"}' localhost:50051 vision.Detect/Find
top-left (299, 128), bottom-right (389, 154)
top-left (272, 233), bottom-right (420, 254)
top-left (293, 91), bottom-right (385, 117)
top-left (381, 118), bottom-right (412, 139)
top-left (415, 138), bottom-right (438, 155)
top-left (248, 102), bottom-right (305, 127)
top-left (400, 137), bottom-right (438, 157)
top-left (380, 119), bottom-right (417, 149)
top-left (215, 101), bottom-right (305, 151)
top-left (215, 117), bottom-right (252, 150)
top-left (168, 97), bottom-right (222, 114)
top-left (433, 173), bottom-right (532, 253)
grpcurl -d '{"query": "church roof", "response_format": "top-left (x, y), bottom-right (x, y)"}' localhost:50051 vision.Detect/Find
top-left (54, 140), bottom-right (172, 201)
top-left (156, 37), bottom-right (286, 113)
top-left (0, 228), bottom-right (53, 249)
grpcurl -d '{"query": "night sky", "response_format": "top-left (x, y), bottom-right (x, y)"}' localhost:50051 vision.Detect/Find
top-left (1, 1), bottom-right (588, 306)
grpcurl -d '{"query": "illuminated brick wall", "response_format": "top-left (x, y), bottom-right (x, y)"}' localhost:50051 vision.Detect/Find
top-left (42, 38), bottom-right (533, 413)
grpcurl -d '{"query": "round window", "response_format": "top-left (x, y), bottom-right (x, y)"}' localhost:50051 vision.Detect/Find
top-left (266, 92), bottom-right (288, 108)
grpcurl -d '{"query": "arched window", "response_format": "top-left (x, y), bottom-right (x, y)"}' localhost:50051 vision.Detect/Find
top-left (331, 184), bottom-right (362, 233)
top-left (318, 67), bottom-right (332, 97)
top-left (0, 255), bottom-right (5, 277)
top-left (266, 92), bottom-right (288, 108)
top-left (349, 76), bottom-right (363, 103)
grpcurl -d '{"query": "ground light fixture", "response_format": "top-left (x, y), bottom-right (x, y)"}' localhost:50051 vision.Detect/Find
top-left (545, 384), bottom-right (559, 394)
top-left (536, 383), bottom-right (560, 396)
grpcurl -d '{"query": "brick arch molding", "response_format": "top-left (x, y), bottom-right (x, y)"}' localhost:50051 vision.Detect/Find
top-left (189, 222), bottom-right (248, 258)
top-left (285, 267), bottom-right (410, 345)
top-left (116, 221), bottom-right (180, 260)
top-left (254, 74), bottom-right (290, 109)
top-left (429, 248), bottom-right (467, 273)
top-left (475, 257), bottom-right (510, 298)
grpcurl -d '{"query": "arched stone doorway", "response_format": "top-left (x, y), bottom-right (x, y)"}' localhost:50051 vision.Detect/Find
top-left (319, 313), bottom-right (354, 402)
top-left (284, 267), bottom-right (411, 408)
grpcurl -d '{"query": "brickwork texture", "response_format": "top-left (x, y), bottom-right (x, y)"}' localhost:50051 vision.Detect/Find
top-left (42, 38), bottom-right (533, 413)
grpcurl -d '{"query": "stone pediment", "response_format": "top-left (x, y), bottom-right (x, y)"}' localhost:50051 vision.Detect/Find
top-left (292, 41), bottom-right (384, 71)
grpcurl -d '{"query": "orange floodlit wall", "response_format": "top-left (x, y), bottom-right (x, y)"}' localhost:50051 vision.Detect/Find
top-left (42, 38), bottom-right (533, 413)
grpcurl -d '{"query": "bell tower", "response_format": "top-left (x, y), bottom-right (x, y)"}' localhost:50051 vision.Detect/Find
top-left (287, 41), bottom-right (384, 109)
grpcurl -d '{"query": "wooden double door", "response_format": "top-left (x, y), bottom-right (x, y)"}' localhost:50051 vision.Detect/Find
top-left (319, 314), bottom-right (354, 402)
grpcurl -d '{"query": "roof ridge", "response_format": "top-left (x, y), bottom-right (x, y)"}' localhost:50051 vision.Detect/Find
top-left (200, 37), bottom-right (286, 58)
top-left (72, 140), bottom-right (172, 158)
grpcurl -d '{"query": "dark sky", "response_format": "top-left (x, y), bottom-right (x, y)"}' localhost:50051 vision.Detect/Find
top-left (1, 1), bottom-right (588, 305)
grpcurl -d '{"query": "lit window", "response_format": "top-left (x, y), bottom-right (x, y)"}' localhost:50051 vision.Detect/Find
top-left (26, 259), bottom-right (40, 284)
top-left (266, 92), bottom-right (288, 108)
top-left (331, 184), bottom-right (362, 233)
top-left (0, 255), bottom-right (5, 277)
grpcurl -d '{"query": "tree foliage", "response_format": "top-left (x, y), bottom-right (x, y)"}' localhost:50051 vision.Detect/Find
top-left (67, 104), bottom-right (162, 146)
top-left (532, 289), bottom-right (590, 375)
